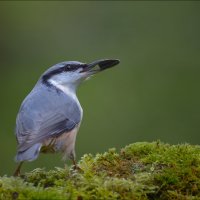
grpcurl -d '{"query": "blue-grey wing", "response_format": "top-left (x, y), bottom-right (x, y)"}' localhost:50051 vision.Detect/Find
top-left (16, 85), bottom-right (82, 152)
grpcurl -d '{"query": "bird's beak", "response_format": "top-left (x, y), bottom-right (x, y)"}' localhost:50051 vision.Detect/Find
top-left (81, 59), bottom-right (120, 73)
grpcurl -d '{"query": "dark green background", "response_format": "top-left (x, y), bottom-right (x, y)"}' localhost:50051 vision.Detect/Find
top-left (0, 1), bottom-right (199, 175)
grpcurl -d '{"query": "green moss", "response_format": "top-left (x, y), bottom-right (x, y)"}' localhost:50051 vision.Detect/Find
top-left (1, 142), bottom-right (200, 199)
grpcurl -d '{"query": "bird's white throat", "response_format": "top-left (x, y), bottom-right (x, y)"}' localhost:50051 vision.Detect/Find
top-left (49, 79), bottom-right (77, 100)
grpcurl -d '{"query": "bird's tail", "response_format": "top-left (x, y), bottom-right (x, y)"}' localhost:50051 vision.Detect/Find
top-left (15, 143), bottom-right (42, 162)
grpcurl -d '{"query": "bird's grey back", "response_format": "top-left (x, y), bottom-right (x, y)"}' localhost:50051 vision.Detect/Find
top-left (15, 82), bottom-right (82, 161)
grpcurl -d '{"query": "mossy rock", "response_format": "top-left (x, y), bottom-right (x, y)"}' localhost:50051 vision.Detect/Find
top-left (0, 142), bottom-right (200, 199)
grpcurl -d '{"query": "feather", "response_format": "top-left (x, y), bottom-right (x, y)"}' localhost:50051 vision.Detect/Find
top-left (15, 83), bottom-right (82, 154)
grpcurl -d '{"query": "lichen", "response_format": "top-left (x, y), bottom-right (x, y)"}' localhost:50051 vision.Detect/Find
top-left (0, 141), bottom-right (200, 199)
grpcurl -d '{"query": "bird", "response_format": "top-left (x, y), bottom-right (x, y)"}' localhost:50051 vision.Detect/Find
top-left (13, 59), bottom-right (120, 176)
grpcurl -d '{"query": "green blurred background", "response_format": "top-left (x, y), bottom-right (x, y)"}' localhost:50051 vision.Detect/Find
top-left (0, 1), bottom-right (199, 175)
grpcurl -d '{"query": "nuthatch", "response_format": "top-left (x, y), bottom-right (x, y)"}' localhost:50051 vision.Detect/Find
top-left (14, 59), bottom-right (120, 176)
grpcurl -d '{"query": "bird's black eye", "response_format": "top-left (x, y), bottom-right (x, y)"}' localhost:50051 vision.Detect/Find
top-left (64, 65), bottom-right (71, 71)
top-left (63, 64), bottom-right (81, 72)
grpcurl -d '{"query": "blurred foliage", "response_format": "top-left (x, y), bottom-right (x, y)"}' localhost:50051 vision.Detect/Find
top-left (0, 2), bottom-right (200, 175)
top-left (1, 142), bottom-right (200, 199)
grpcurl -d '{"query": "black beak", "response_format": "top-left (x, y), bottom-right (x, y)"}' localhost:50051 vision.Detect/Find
top-left (81, 59), bottom-right (120, 73)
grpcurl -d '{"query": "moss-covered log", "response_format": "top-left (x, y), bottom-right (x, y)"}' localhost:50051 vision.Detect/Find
top-left (0, 142), bottom-right (200, 199)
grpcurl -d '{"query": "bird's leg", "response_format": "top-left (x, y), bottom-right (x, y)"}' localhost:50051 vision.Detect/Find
top-left (70, 153), bottom-right (82, 171)
top-left (72, 158), bottom-right (78, 169)
top-left (13, 162), bottom-right (23, 177)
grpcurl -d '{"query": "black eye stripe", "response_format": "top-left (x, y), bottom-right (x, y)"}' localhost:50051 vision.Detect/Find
top-left (42, 64), bottom-right (85, 84)
top-left (63, 64), bottom-right (80, 71)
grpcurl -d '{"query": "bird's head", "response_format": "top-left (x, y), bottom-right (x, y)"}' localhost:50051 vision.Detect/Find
top-left (42, 59), bottom-right (120, 90)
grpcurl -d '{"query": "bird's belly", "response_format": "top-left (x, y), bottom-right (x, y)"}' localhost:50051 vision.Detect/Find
top-left (41, 125), bottom-right (79, 160)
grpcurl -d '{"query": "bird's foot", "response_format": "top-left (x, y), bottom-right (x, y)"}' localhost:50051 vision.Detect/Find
top-left (13, 162), bottom-right (23, 177)
top-left (72, 159), bottom-right (83, 172)
top-left (13, 169), bottom-right (21, 177)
